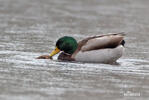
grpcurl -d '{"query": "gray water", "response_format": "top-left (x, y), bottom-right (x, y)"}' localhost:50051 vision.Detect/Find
top-left (0, 0), bottom-right (149, 100)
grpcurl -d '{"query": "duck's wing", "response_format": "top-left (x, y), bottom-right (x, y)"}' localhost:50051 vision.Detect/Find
top-left (79, 33), bottom-right (125, 51)
top-left (71, 33), bottom-right (125, 60)
top-left (71, 33), bottom-right (125, 58)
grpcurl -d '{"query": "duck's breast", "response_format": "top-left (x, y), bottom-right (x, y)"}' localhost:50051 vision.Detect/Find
top-left (75, 45), bottom-right (124, 63)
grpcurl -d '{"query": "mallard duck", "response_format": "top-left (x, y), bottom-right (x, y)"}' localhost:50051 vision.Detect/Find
top-left (37, 33), bottom-right (125, 63)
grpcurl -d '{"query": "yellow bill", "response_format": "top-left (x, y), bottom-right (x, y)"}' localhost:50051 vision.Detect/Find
top-left (49, 47), bottom-right (60, 57)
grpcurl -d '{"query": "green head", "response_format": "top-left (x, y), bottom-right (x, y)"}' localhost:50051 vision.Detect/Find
top-left (49, 36), bottom-right (78, 57)
top-left (56, 36), bottom-right (78, 54)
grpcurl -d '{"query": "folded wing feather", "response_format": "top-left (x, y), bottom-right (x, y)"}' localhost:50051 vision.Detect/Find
top-left (80, 33), bottom-right (124, 51)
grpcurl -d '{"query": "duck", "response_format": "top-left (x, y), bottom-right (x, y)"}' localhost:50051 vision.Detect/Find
top-left (37, 33), bottom-right (125, 63)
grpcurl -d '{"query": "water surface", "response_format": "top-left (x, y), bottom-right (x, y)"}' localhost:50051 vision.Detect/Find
top-left (0, 0), bottom-right (149, 100)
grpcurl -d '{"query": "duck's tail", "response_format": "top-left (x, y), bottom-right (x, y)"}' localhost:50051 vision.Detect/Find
top-left (121, 40), bottom-right (125, 46)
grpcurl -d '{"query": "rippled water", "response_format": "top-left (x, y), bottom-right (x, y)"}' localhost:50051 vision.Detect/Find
top-left (0, 0), bottom-right (149, 100)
